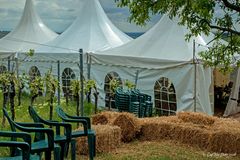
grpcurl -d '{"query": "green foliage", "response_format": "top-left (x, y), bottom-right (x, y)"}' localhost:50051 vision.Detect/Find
top-left (70, 80), bottom-right (80, 97)
top-left (0, 72), bottom-right (11, 88)
top-left (124, 79), bottom-right (135, 89)
top-left (84, 79), bottom-right (96, 93)
top-left (29, 76), bottom-right (44, 97)
top-left (109, 78), bottom-right (120, 94)
top-left (116, 0), bottom-right (240, 71)
top-left (26, 49), bottom-right (34, 57)
top-left (44, 70), bottom-right (58, 100)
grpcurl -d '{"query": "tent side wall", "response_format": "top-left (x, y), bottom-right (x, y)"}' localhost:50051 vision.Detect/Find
top-left (90, 55), bottom-right (213, 115)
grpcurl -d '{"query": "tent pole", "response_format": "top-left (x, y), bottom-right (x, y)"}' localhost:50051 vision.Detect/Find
top-left (79, 49), bottom-right (84, 116)
top-left (7, 57), bottom-right (10, 72)
top-left (134, 70), bottom-right (139, 89)
top-left (57, 60), bottom-right (61, 105)
top-left (15, 54), bottom-right (19, 78)
top-left (193, 40), bottom-right (197, 112)
top-left (87, 54), bottom-right (91, 79)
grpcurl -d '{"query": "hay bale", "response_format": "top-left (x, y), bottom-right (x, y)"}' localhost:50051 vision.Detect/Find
top-left (208, 131), bottom-right (240, 154)
top-left (177, 112), bottom-right (216, 126)
top-left (172, 124), bottom-right (210, 149)
top-left (140, 121), bottom-right (173, 141)
top-left (139, 116), bottom-right (182, 141)
top-left (76, 125), bottom-right (121, 155)
top-left (92, 111), bottom-right (121, 125)
top-left (92, 114), bottom-right (108, 125)
top-left (112, 112), bottom-right (140, 142)
top-left (139, 113), bottom-right (240, 154)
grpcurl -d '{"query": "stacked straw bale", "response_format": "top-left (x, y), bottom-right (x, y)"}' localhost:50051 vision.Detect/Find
top-left (92, 111), bottom-right (121, 125)
top-left (112, 112), bottom-right (141, 142)
top-left (177, 112), bottom-right (216, 125)
top-left (140, 112), bottom-right (240, 154)
top-left (92, 111), bottom-right (141, 142)
top-left (76, 125), bottom-right (121, 155)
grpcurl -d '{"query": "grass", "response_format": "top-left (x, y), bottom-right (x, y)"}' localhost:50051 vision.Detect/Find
top-left (93, 140), bottom-right (240, 160)
top-left (1, 93), bottom-right (240, 159)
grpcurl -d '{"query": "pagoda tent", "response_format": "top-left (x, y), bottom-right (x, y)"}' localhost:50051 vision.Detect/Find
top-left (22, 0), bottom-right (133, 87)
top-left (35, 0), bottom-right (132, 54)
top-left (0, 0), bottom-right (58, 73)
top-left (0, 0), bottom-right (58, 53)
top-left (88, 15), bottom-right (214, 115)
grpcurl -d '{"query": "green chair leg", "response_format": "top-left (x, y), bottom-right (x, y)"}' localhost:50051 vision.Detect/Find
top-left (71, 139), bottom-right (76, 160)
top-left (54, 145), bottom-right (61, 160)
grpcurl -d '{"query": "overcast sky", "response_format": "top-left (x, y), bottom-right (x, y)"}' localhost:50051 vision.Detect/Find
top-left (0, 0), bottom-right (161, 33)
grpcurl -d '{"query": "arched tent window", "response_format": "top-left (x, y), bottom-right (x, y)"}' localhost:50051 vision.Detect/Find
top-left (29, 66), bottom-right (41, 80)
top-left (154, 77), bottom-right (177, 116)
top-left (104, 72), bottom-right (122, 108)
top-left (62, 68), bottom-right (76, 96)
top-left (0, 65), bottom-right (7, 74)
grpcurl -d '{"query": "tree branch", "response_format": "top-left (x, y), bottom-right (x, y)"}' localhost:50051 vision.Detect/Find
top-left (196, 15), bottom-right (240, 35)
top-left (209, 24), bottom-right (240, 35)
top-left (221, 0), bottom-right (240, 12)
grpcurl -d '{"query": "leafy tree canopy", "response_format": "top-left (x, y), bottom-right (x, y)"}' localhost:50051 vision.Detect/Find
top-left (116, 0), bottom-right (240, 72)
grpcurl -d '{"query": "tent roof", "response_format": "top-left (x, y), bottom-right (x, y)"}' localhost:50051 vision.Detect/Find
top-left (0, 0), bottom-right (58, 53)
top-left (36, 0), bottom-right (132, 53)
top-left (94, 15), bottom-right (210, 62)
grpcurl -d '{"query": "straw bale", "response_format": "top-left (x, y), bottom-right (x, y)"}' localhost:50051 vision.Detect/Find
top-left (112, 112), bottom-right (141, 142)
top-left (92, 111), bottom-right (121, 125)
top-left (76, 125), bottom-right (121, 155)
top-left (172, 124), bottom-right (210, 149)
top-left (208, 131), bottom-right (240, 154)
top-left (92, 114), bottom-right (108, 125)
top-left (139, 116), bottom-right (182, 125)
top-left (140, 113), bottom-right (240, 154)
top-left (212, 118), bottom-right (240, 132)
top-left (140, 121), bottom-right (173, 141)
top-left (177, 112), bottom-right (216, 126)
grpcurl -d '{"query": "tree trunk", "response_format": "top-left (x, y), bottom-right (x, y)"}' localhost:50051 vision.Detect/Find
top-left (87, 88), bottom-right (91, 103)
top-left (49, 96), bottom-right (53, 121)
top-left (76, 94), bottom-right (80, 116)
top-left (18, 87), bottom-right (23, 106)
top-left (10, 94), bottom-right (15, 121)
top-left (9, 82), bottom-right (15, 120)
top-left (65, 90), bottom-right (69, 106)
top-left (76, 94), bottom-right (80, 127)
top-left (94, 92), bottom-right (98, 114)
top-left (2, 91), bottom-right (8, 128)
top-left (31, 94), bottom-right (38, 106)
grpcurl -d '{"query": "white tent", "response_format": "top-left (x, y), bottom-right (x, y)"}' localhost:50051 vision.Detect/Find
top-left (88, 15), bottom-right (213, 115)
top-left (22, 0), bottom-right (133, 87)
top-left (0, 0), bottom-right (58, 53)
top-left (17, 0), bottom-right (132, 96)
top-left (35, 0), bottom-right (132, 54)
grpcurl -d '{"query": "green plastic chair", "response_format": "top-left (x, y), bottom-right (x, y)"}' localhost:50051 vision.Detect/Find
top-left (28, 106), bottom-right (76, 160)
top-left (3, 108), bottom-right (60, 160)
top-left (56, 105), bottom-right (96, 160)
top-left (0, 131), bottom-right (40, 160)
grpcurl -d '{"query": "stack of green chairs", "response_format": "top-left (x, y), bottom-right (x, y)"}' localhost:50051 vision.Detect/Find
top-left (144, 101), bottom-right (153, 117)
top-left (115, 88), bottom-right (130, 112)
top-left (129, 91), bottom-right (140, 116)
top-left (115, 88), bottom-right (153, 117)
top-left (140, 93), bottom-right (153, 117)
